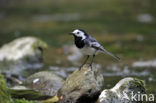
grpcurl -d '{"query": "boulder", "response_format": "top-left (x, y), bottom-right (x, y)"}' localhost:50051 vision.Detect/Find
top-left (97, 77), bottom-right (146, 103)
top-left (24, 71), bottom-right (64, 97)
top-left (0, 36), bottom-right (47, 73)
top-left (58, 64), bottom-right (104, 103)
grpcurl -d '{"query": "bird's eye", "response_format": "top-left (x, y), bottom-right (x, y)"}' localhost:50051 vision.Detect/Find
top-left (77, 32), bottom-right (80, 34)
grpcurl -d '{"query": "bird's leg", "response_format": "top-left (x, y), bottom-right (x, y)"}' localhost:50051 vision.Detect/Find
top-left (90, 54), bottom-right (95, 70)
top-left (79, 55), bottom-right (89, 69)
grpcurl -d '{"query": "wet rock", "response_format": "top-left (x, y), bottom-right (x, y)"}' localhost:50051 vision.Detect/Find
top-left (0, 36), bottom-right (47, 73)
top-left (0, 74), bottom-right (11, 103)
top-left (97, 77), bottom-right (146, 103)
top-left (24, 71), bottom-right (64, 97)
top-left (58, 64), bottom-right (104, 103)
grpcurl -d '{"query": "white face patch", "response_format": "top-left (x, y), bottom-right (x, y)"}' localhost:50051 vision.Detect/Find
top-left (72, 29), bottom-right (86, 40)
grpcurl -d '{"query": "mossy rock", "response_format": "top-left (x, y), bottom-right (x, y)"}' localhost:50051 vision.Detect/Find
top-left (58, 64), bottom-right (104, 103)
top-left (0, 36), bottom-right (48, 73)
top-left (97, 77), bottom-right (146, 103)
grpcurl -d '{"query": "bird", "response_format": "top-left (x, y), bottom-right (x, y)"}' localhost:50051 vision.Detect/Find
top-left (69, 29), bottom-right (120, 69)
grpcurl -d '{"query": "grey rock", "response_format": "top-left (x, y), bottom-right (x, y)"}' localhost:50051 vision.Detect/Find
top-left (58, 64), bottom-right (104, 103)
top-left (0, 36), bottom-right (47, 73)
top-left (24, 71), bottom-right (64, 97)
top-left (97, 77), bottom-right (146, 103)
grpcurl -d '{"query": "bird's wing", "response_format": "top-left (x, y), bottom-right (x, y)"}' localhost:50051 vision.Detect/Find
top-left (84, 36), bottom-right (101, 47)
top-left (84, 36), bottom-right (120, 61)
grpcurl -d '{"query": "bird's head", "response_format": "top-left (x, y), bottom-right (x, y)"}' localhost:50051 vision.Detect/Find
top-left (69, 29), bottom-right (88, 40)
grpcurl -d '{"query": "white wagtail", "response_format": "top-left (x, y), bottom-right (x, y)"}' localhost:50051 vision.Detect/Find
top-left (69, 29), bottom-right (120, 69)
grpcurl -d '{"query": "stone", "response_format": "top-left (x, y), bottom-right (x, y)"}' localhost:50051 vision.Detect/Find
top-left (0, 36), bottom-right (47, 73)
top-left (58, 64), bottom-right (104, 103)
top-left (24, 71), bottom-right (64, 97)
top-left (97, 77), bottom-right (146, 103)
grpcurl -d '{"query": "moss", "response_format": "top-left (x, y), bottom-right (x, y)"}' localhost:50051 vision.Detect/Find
top-left (134, 78), bottom-right (145, 87)
top-left (32, 38), bottom-right (48, 50)
top-left (0, 74), bottom-right (11, 103)
top-left (43, 95), bottom-right (59, 103)
top-left (11, 99), bottom-right (40, 103)
top-left (9, 89), bottom-right (52, 100)
top-left (0, 74), bottom-right (40, 103)
top-left (133, 78), bottom-right (146, 93)
top-left (114, 77), bottom-right (146, 98)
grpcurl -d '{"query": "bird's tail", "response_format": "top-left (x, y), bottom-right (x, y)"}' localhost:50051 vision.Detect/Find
top-left (100, 47), bottom-right (120, 61)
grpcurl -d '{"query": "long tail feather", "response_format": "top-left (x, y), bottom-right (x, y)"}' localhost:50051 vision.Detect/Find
top-left (100, 47), bottom-right (120, 61)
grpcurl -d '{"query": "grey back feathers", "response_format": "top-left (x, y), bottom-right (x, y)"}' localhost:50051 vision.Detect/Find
top-left (84, 36), bottom-right (101, 47)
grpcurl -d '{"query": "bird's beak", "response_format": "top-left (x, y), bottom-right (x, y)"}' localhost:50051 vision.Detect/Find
top-left (69, 32), bottom-right (74, 35)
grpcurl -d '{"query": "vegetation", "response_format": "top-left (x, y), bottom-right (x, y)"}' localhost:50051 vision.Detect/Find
top-left (11, 99), bottom-right (38, 103)
top-left (0, 74), bottom-right (11, 103)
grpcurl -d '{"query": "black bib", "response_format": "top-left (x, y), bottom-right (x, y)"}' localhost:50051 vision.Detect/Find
top-left (74, 36), bottom-right (85, 49)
